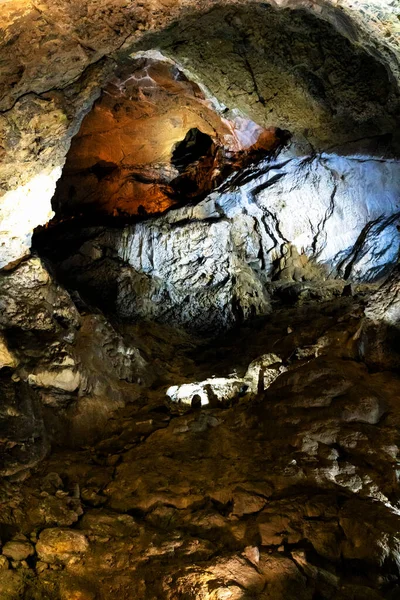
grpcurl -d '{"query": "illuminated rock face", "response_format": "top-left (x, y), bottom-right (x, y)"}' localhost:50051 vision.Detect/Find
top-left (0, 168), bottom-right (59, 268)
top-left (3, 2), bottom-right (400, 597)
top-left (43, 150), bottom-right (400, 332)
top-left (52, 58), bottom-right (281, 218)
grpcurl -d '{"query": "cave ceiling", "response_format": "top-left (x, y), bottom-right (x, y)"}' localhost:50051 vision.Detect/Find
top-left (1, 0), bottom-right (400, 266)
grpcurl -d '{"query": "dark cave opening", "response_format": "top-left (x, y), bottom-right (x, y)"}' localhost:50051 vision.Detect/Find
top-left (171, 128), bottom-right (214, 172)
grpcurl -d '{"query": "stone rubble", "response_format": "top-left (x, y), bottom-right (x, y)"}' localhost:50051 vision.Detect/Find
top-left (0, 287), bottom-right (400, 598)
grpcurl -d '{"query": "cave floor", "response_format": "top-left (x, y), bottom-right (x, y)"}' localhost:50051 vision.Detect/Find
top-left (2, 292), bottom-right (400, 600)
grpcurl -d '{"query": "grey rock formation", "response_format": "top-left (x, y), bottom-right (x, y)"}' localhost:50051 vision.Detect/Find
top-left (0, 376), bottom-right (49, 476)
top-left (219, 151), bottom-right (400, 282)
top-left (50, 150), bottom-right (400, 332)
top-left (2, 3), bottom-right (400, 598)
top-left (0, 257), bottom-right (150, 475)
top-left (360, 265), bottom-right (400, 370)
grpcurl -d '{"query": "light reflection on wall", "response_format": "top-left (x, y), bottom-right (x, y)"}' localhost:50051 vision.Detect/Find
top-left (216, 151), bottom-right (400, 281)
top-left (0, 167), bottom-right (60, 268)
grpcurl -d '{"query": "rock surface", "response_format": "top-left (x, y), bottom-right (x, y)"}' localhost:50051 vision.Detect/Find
top-left (36, 529), bottom-right (89, 564)
top-left (0, 292), bottom-right (400, 598)
top-left (360, 264), bottom-right (400, 370)
top-left (52, 57), bottom-right (281, 219)
top-left (0, 257), bottom-right (152, 475)
top-left (38, 150), bottom-right (400, 332)
top-left (2, 538), bottom-right (34, 562)
top-left (2, 2), bottom-right (400, 599)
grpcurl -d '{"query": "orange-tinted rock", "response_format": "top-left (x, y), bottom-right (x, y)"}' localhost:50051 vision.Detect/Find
top-left (52, 58), bottom-right (282, 219)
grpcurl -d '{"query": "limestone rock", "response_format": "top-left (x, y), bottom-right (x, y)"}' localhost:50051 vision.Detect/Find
top-left (36, 529), bottom-right (89, 564)
top-left (43, 151), bottom-right (400, 332)
top-left (166, 378), bottom-right (246, 408)
top-left (0, 376), bottom-right (49, 476)
top-left (0, 335), bottom-right (18, 370)
top-left (28, 368), bottom-right (81, 393)
top-left (79, 509), bottom-right (139, 538)
top-left (166, 352), bottom-right (283, 408)
top-left (360, 265), bottom-right (400, 369)
top-left (1, 0), bottom-right (400, 269)
top-left (52, 58), bottom-right (281, 220)
top-left (244, 353), bottom-right (284, 392)
top-left (0, 257), bottom-right (80, 332)
top-left (0, 256), bottom-right (151, 472)
top-left (2, 538), bottom-right (34, 562)
top-left (0, 296), bottom-right (400, 597)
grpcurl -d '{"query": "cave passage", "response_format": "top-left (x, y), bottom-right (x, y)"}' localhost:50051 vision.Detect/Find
top-left (171, 128), bottom-right (214, 172)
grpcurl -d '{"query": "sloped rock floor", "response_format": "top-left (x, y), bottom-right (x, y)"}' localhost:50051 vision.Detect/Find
top-left (2, 293), bottom-right (400, 600)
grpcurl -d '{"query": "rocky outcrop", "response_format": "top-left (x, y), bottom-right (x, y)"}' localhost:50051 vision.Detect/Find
top-left (0, 257), bottom-right (152, 475)
top-left (166, 352), bottom-right (284, 408)
top-left (39, 150), bottom-right (400, 332)
top-left (0, 59), bottom-right (110, 268)
top-left (136, 4), bottom-right (400, 154)
top-left (359, 265), bottom-right (400, 370)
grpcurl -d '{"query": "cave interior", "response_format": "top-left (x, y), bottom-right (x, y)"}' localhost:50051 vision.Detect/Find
top-left (1, 1), bottom-right (400, 599)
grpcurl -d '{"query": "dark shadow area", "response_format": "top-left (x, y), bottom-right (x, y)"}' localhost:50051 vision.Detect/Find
top-left (171, 128), bottom-right (214, 172)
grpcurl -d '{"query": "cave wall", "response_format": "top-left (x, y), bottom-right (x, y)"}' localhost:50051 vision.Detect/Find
top-left (42, 150), bottom-right (400, 333)
top-left (134, 4), bottom-right (400, 153)
top-left (51, 57), bottom-right (280, 218)
top-left (3, 4), bottom-right (400, 596)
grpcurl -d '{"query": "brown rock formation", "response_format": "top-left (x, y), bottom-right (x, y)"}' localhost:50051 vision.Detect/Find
top-left (1, 282), bottom-right (400, 598)
top-left (51, 58), bottom-right (282, 218)
top-left (2, 2), bottom-right (400, 598)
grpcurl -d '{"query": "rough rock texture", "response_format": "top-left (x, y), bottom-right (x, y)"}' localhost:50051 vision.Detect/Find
top-left (2, 2), bottom-right (400, 598)
top-left (0, 257), bottom-right (153, 475)
top-left (1, 0), bottom-right (400, 268)
top-left (360, 265), bottom-right (400, 371)
top-left (1, 295), bottom-right (400, 598)
top-left (36, 529), bottom-right (89, 564)
top-left (37, 150), bottom-right (400, 332)
top-left (0, 60), bottom-right (110, 267)
top-left (135, 4), bottom-right (400, 153)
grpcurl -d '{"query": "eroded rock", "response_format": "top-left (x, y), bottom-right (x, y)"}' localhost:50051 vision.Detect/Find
top-left (36, 529), bottom-right (89, 564)
top-left (39, 150), bottom-right (400, 333)
top-left (2, 538), bottom-right (34, 562)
